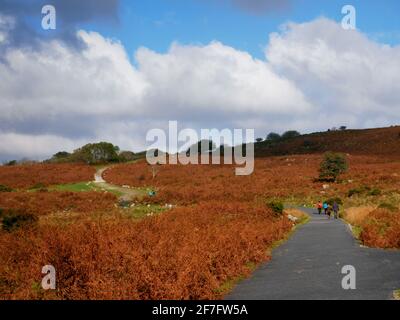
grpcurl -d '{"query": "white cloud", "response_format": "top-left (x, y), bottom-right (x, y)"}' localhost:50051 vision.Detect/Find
top-left (266, 18), bottom-right (400, 127)
top-left (0, 14), bottom-right (15, 44)
top-left (1, 17), bottom-right (400, 160)
top-left (136, 41), bottom-right (312, 117)
top-left (0, 29), bottom-right (311, 160)
top-left (0, 132), bottom-right (87, 160)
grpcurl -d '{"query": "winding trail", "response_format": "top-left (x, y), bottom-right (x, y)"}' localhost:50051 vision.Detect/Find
top-left (227, 208), bottom-right (400, 300)
top-left (93, 166), bottom-right (144, 201)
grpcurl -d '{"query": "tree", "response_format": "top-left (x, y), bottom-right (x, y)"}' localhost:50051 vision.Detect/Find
top-left (72, 142), bottom-right (120, 164)
top-left (118, 151), bottom-right (136, 162)
top-left (266, 132), bottom-right (281, 141)
top-left (281, 130), bottom-right (301, 140)
top-left (256, 138), bottom-right (263, 143)
top-left (49, 151), bottom-right (71, 163)
top-left (319, 152), bottom-right (348, 182)
top-left (4, 160), bottom-right (17, 166)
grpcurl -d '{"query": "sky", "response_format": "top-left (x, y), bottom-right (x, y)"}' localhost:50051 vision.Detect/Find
top-left (0, 0), bottom-right (400, 161)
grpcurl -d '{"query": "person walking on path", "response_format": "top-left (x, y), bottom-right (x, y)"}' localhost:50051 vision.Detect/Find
top-left (317, 201), bottom-right (323, 215)
top-left (333, 202), bottom-right (340, 219)
top-left (323, 202), bottom-right (328, 215)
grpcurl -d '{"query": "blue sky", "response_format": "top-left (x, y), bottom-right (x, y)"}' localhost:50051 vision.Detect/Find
top-left (82, 0), bottom-right (400, 60)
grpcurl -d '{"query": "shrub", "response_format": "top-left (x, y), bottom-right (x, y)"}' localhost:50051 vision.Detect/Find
top-left (268, 201), bottom-right (284, 216)
top-left (348, 188), bottom-right (363, 197)
top-left (281, 130), bottom-right (301, 140)
top-left (118, 151), bottom-right (136, 163)
top-left (0, 185), bottom-right (13, 192)
top-left (1, 209), bottom-right (38, 232)
top-left (319, 152), bottom-right (348, 182)
top-left (326, 197), bottom-right (343, 206)
top-left (266, 132), bottom-right (281, 142)
top-left (4, 160), bottom-right (17, 166)
top-left (378, 203), bottom-right (398, 212)
top-left (360, 209), bottom-right (400, 248)
top-left (368, 188), bottom-right (381, 196)
top-left (30, 183), bottom-right (46, 190)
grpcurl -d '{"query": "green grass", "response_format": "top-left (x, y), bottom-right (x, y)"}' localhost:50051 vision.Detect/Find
top-left (48, 182), bottom-right (124, 197)
top-left (123, 204), bottom-right (168, 220)
top-left (49, 182), bottom-right (97, 192)
top-left (394, 289), bottom-right (400, 300)
top-left (350, 225), bottom-right (363, 239)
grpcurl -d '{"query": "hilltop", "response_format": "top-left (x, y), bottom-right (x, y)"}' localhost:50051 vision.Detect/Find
top-left (255, 126), bottom-right (400, 157)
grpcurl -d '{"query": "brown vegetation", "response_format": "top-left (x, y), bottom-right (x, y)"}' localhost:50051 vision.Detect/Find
top-left (0, 163), bottom-right (95, 189)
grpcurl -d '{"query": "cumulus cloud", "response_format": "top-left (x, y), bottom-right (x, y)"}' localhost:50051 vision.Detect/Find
top-left (1, 17), bottom-right (400, 161)
top-left (135, 41), bottom-right (311, 118)
top-left (0, 27), bottom-right (311, 160)
top-left (266, 18), bottom-right (400, 128)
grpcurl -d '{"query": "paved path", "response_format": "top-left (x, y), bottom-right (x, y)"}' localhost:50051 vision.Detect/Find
top-left (227, 208), bottom-right (400, 300)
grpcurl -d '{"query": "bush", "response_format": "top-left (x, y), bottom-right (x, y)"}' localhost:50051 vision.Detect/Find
top-left (378, 203), bottom-right (398, 212)
top-left (281, 130), bottom-right (301, 140)
top-left (266, 132), bottom-right (281, 141)
top-left (118, 151), bottom-right (136, 163)
top-left (30, 183), bottom-right (46, 190)
top-left (71, 142), bottom-right (120, 165)
top-left (326, 197), bottom-right (343, 206)
top-left (319, 152), bottom-right (348, 182)
top-left (348, 188), bottom-right (363, 197)
top-left (4, 160), bottom-right (17, 166)
top-left (268, 201), bottom-right (284, 216)
top-left (368, 188), bottom-right (381, 196)
top-left (1, 209), bottom-right (38, 232)
top-left (0, 185), bottom-right (13, 192)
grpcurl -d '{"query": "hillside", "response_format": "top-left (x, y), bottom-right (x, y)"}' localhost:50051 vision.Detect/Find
top-left (255, 126), bottom-right (400, 157)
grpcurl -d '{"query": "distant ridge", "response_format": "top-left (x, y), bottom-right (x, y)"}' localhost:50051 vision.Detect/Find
top-left (254, 126), bottom-right (400, 157)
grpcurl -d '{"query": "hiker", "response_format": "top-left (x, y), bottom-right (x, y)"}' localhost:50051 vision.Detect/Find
top-left (317, 201), bottom-right (323, 215)
top-left (333, 202), bottom-right (340, 219)
top-left (323, 202), bottom-right (328, 215)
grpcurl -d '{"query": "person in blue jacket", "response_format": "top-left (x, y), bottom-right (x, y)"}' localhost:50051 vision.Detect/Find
top-left (323, 202), bottom-right (328, 215)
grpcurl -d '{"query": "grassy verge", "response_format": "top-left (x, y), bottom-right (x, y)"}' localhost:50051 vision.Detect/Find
top-left (123, 204), bottom-right (169, 220)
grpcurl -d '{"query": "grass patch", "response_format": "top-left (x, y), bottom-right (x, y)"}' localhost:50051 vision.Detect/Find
top-left (0, 185), bottom-right (14, 192)
top-left (350, 225), bottom-right (363, 239)
top-left (49, 182), bottom-right (96, 192)
top-left (394, 290), bottom-right (400, 300)
top-left (49, 182), bottom-right (124, 197)
top-left (124, 204), bottom-right (169, 220)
